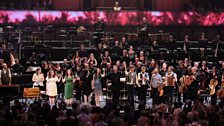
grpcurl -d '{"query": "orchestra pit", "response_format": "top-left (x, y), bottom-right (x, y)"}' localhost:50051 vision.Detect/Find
top-left (0, 0), bottom-right (224, 126)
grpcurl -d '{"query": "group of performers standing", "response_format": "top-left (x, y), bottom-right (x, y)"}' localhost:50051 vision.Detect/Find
top-left (30, 50), bottom-right (224, 108)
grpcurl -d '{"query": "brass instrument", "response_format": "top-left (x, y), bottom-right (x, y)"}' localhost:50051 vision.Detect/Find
top-left (209, 79), bottom-right (218, 95)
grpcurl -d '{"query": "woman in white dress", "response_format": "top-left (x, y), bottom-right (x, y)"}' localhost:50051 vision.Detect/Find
top-left (46, 70), bottom-right (59, 105)
top-left (32, 68), bottom-right (45, 93)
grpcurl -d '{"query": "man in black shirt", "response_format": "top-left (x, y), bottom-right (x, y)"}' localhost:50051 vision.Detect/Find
top-left (198, 33), bottom-right (208, 60)
top-left (182, 35), bottom-right (191, 53)
top-left (111, 41), bottom-right (122, 63)
top-left (1, 44), bottom-right (11, 67)
top-left (11, 59), bottom-right (23, 75)
top-left (93, 17), bottom-right (105, 46)
top-left (94, 17), bottom-right (105, 32)
top-left (79, 44), bottom-right (88, 66)
top-left (109, 65), bottom-right (121, 106)
top-left (138, 17), bottom-right (150, 46)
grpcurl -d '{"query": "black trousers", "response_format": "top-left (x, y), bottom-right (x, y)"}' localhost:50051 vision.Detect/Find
top-left (127, 84), bottom-right (134, 107)
top-left (139, 85), bottom-right (147, 105)
top-left (188, 83), bottom-right (198, 101)
top-left (211, 93), bottom-right (217, 105)
top-left (112, 88), bottom-right (120, 105)
top-left (151, 87), bottom-right (159, 106)
top-left (75, 84), bottom-right (82, 102)
top-left (165, 86), bottom-right (174, 106)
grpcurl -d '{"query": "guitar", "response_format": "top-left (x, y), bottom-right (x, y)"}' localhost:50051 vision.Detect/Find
top-left (158, 83), bottom-right (164, 97)
top-left (209, 79), bottom-right (218, 95)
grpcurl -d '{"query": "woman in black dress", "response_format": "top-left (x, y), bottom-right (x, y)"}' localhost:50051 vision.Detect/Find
top-left (82, 64), bottom-right (93, 105)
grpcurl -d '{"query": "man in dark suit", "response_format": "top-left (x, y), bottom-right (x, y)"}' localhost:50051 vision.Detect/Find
top-left (109, 65), bottom-right (121, 106)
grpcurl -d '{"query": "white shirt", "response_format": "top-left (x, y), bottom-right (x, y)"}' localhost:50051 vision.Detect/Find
top-left (137, 72), bottom-right (149, 85)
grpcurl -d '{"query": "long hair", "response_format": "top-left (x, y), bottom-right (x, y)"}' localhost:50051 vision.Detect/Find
top-left (48, 70), bottom-right (55, 78)
top-left (36, 68), bottom-right (40, 75)
top-left (94, 68), bottom-right (101, 80)
top-left (66, 69), bottom-right (73, 77)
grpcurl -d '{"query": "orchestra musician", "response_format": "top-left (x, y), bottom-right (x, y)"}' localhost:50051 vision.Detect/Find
top-left (138, 17), bottom-right (150, 45)
top-left (150, 68), bottom-right (163, 106)
top-left (166, 35), bottom-right (177, 53)
top-left (94, 17), bottom-right (105, 32)
top-left (198, 33), bottom-right (208, 60)
top-left (176, 60), bottom-right (186, 102)
top-left (209, 67), bottom-right (219, 105)
top-left (150, 40), bottom-right (159, 52)
top-left (79, 44), bottom-right (89, 65)
top-left (120, 49), bottom-right (129, 63)
top-left (182, 35), bottom-right (191, 54)
top-left (128, 46), bottom-right (136, 63)
top-left (166, 35), bottom-right (177, 62)
top-left (137, 66), bottom-right (149, 105)
top-left (138, 51), bottom-right (146, 64)
top-left (164, 66), bottom-right (177, 106)
top-left (108, 65), bottom-right (121, 106)
top-left (126, 65), bottom-right (137, 107)
top-left (212, 34), bottom-right (222, 58)
top-left (111, 41), bottom-right (122, 63)
top-left (120, 37), bottom-right (128, 49)
top-left (188, 67), bottom-right (199, 102)
top-left (87, 53), bottom-right (98, 67)
top-left (1, 44), bottom-right (12, 67)
top-left (160, 63), bottom-right (167, 77)
top-left (32, 68), bottom-right (45, 94)
top-left (11, 59), bottom-right (23, 75)
top-left (0, 63), bottom-right (12, 85)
